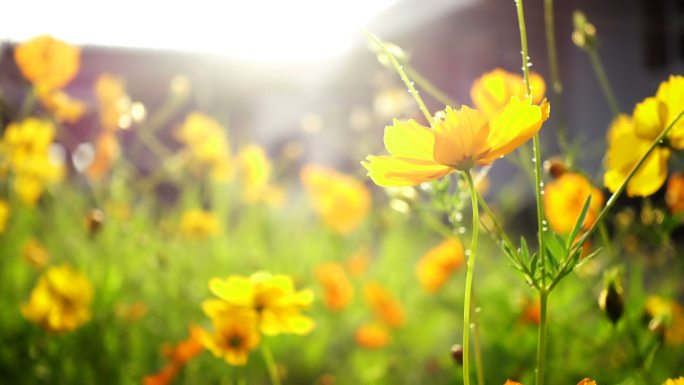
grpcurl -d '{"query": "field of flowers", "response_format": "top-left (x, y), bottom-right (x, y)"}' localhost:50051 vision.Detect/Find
top-left (0, 2), bottom-right (683, 385)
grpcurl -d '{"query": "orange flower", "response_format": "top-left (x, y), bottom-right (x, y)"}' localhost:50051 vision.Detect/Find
top-left (14, 35), bottom-right (80, 94)
top-left (95, 73), bottom-right (130, 132)
top-left (354, 323), bottom-right (390, 349)
top-left (364, 282), bottom-right (404, 328)
top-left (520, 298), bottom-right (541, 325)
top-left (645, 296), bottom-right (684, 345)
top-left (416, 238), bottom-right (464, 293)
top-left (315, 262), bottom-right (354, 311)
top-left (666, 173), bottom-right (684, 215)
top-left (39, 90), bottom-right (86, 124)
top-left (504, 381), bottom-right (523, 385)
top-left (544, 173), bottom-right (604, 234)
top-left (301, 165), bottom-right (371, 234)
top-left (144, 326), bottom-right (205, 385)
top-left (86, 133), bottom-right (120, 181)
top-left (363, 97), bottom-right (549, 186)
top-left (470, 68), bottom-right (546, 117)
top-left (577, 379), bottom-right (597, 385)
top-left (346, 247), bottom-right (371, 277)
top-left (22, 238), bottom-right (50, 269)
top-left (114, 301), bottom-right (148, 323)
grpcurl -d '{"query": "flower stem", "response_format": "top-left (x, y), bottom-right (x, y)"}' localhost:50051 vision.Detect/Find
top-left (365, 32), bottom-right (435, 127)
top-left (462, 169), bottom-right (480, 385)
top-left (535, 291), bottom-right (549, 385)
top-left (543, 0), bottom-right (569, 152)
top-left (472, 301), bottom-right (486, 385)
top-left (19, 87), bottom-right (36, 119)
top-left (261, 344), bottom-right (282, 385)
top-left (404, 65), bottom-right (459, 107)
top-left (587, 49), bottom-right (620, 117)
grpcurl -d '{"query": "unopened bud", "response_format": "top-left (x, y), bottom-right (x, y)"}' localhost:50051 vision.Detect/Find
top-left (543, 157), bottom-right (567, 178)
top-left (599, 269), bottom-right (624, 324)
top-left (572, 11), bottom-right (598, 50)
top-left (85, 208), bottom-right (105, 235)
top-left (451, 344), bottom-right (463, 365)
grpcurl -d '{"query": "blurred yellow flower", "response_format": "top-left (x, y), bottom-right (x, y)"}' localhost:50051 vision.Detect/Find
top-left (86, 133), bottom-right (120, 181)
top-left (95, 73), bottom-right (130, 132)
top-left (470, 68), bottom-right (547, 117)
top-left (0, 200), bottom-right (9, 234)
top-left (346, 247), bottom-right (371, 277)
top-left (23, 238), bottom-right (50, 269)
top-left (663, 378), bottom-right (684, 385)
top-left (315, 262), bottom-right (354, 311)
top-left (203, 271), bottom-right (315, 336)
top-left (604, 114), bottom-right (670, 197)
top-left (180, 209), bottom-right (220, 239)
top-left (416, 238), bottom-right (464, 293)
top-left (362, 97), bottom-right (549, 186)
top-left (1, 118), bottom-right (65, 205)
top-left (544, 173), bottom-right (604, 234)
top-left (300, 165), bottom-right (371, 234)
top-left (39, 90), bottom-right (86, 124)
top-left (364, 282), bottom-right (404, 328)
top-left (354, 323), bottom-right (390, 349)
top-left (645, 296), bottom-right (684, 345)
top-left (14, 35), bottom-right (80, 94)
top-left (21, 265), bottom-right (93, 333)
top-left (201, 308), bottom-right (261, 366)
top-left (633, 75), bottom-right (684, 149)
top-left (666, 173), bottom-right (684, 216)
top-left (175, 112), bottom-right (232, 180)
top-left (237, 144), bottom-right (284, 207)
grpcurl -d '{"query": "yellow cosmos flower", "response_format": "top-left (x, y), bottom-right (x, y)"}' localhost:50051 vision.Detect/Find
top-left (175, 112), bottom-right (232, 180)
top-left (362, 96), bottom-right (549, 187)
top-left (14, 35), bottom-right (80, 94)
top-left (666, 173), bottom-right (684, 215)
top-left (416, 238), bottom-right (464, 293)
top-left (21, 265), bottom-right (93, 333)
top-left (544, 173), bottom-right (604, 234)
top-left (23, 238), bottom-right (50, 269)
top-left (300, 165), bottom-right (371, 234)
top-left (354, 323), bottom-right (390, 349)
top-left (645, 296), bottom-right (684, 345)
top-left (180, 209), bottom-right (220, 239)
top-left (0, 200), bottom-right (9, 234)
top-left (663, 378), bottom-right (684, 385)
top-left (95, 73), bottom-right (131, 132)
top-left (201, 308), bottom-right (261, 366)
top-left (315, 262), bottom-right (354, 311)
top-left (470, 68), bottom-right (546, 117)
top-left (203, 272), bottom-right (315, 336)
top-left (364, 282), bottom-right (404, 328)
top-left (633, 75), bottom-right (684, 149)
top-left (237, 145), bottom-right (285, 207)
top-left (39, 90), bottom-right (86, 124)
top-left (604, 114), bottom-right (670, 197)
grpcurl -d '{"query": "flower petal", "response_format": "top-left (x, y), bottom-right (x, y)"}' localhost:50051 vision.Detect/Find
top-left (362, 156), bottom-right (454, 187)
top-left (481, 96), bottom-right (544, 162)
top-left (384, 119), bottom-right (435, 160)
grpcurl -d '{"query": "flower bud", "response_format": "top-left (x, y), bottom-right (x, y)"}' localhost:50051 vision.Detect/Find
top-left (599, 270), bottom-right (624, 324)
top-left (450, 344), bottom-right (463, 365)
top-left (84, 208), bottom-right (105, 235)
top-left (543, 157), bottom-right (567, 179)
top-left (572, 11), bottom-right (598, 50)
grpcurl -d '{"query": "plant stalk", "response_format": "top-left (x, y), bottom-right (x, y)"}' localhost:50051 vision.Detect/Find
top-left (462, 169), bottom-right (480, 385)
top-left (543, 0), bottom-right (569, 152)
top-left (261, 344), bottom-right (282, 385)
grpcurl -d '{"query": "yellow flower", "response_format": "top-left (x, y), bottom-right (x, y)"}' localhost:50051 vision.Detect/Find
top-left (0, 200), bottom-right (9, 234)
top-left (633, 75), bottom-right (684, 149)
top-left (544, 173), bottom-right (604, 234)
top-left (39, 90), bottom-right (86, 124)
top-left (645, 296), bottom-right (684, 345)
top-left (203, 272), bottom-right (315, 336)
top-left (21, 265), bottom-right (93, 333)
top-left (94, 73), bottom-right (131, 132)
top-left (470, 68), bottom-right (546, 117)
top-left (237, 145), bottom-right (285, 206)
top-left (666, 173), bottom-right (684, 215)
top-left (315, 262), bottom-right (354, 311)
top-left (201, 308), bottom-right (261, 366)
top-left (362, 96), bottom-right (549, 186)
top-left (175, 112), bottom-right (232, 180)
top-left (300, 165), bottom-right (371, 234)
top-left (14, 35), bottom-right (80, 94)
top-left (23, 238), bottom-right (50, 269)
top-left (354, 323), bottom-right (390, 349)
top-left (604, 114), bottom-right (670, 197)
top-left (416, 238), bottom-right (464, 293)
top-left (180, 209), bottom-right (220, 239)
top-left (663, 378), bottom-right (684, 385)
top-left (364, 282), bottom-right (404, 328)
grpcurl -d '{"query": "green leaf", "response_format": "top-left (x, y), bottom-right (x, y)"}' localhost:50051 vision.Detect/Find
top-left (566, 195), bottom-right (592, 248)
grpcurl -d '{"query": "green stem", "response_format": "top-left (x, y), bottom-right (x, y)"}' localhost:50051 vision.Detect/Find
top-left (462, 169), bottom-right (480, 385)
top-left (405, 66), bottom-right (459, 107)
top-left (587, 49), bottom-right (620, 117)
top-left (572, 109), bottom-right (684, 255)
top-left (365, 32), bottom-right (435, 127)
top-left (261, 344), bottom-right (281, 385)
top-left (472, 302), bottom-right (486, 385)
top-left (543, 0), bottom-right (569, 152)
top-left (19, 87), bottom-right (36, 119)
top-left (535, 292), bottom-right (549, 385)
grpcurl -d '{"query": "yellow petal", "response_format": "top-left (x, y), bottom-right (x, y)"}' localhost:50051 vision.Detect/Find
top-left (656, 75), bottom-right (684, 149)
top-left (433, 106), bottom-right (489, 167)
top-left (482, 96), bottom-right (544, 162)
top-left (633, 97), bottom-right (667, 140)
top-left (384, 119), bottom-right (435, 160)
top-left (362, 156), bottom-right (454, 187)
top-left (208, 277), bottom-right (254, 306)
